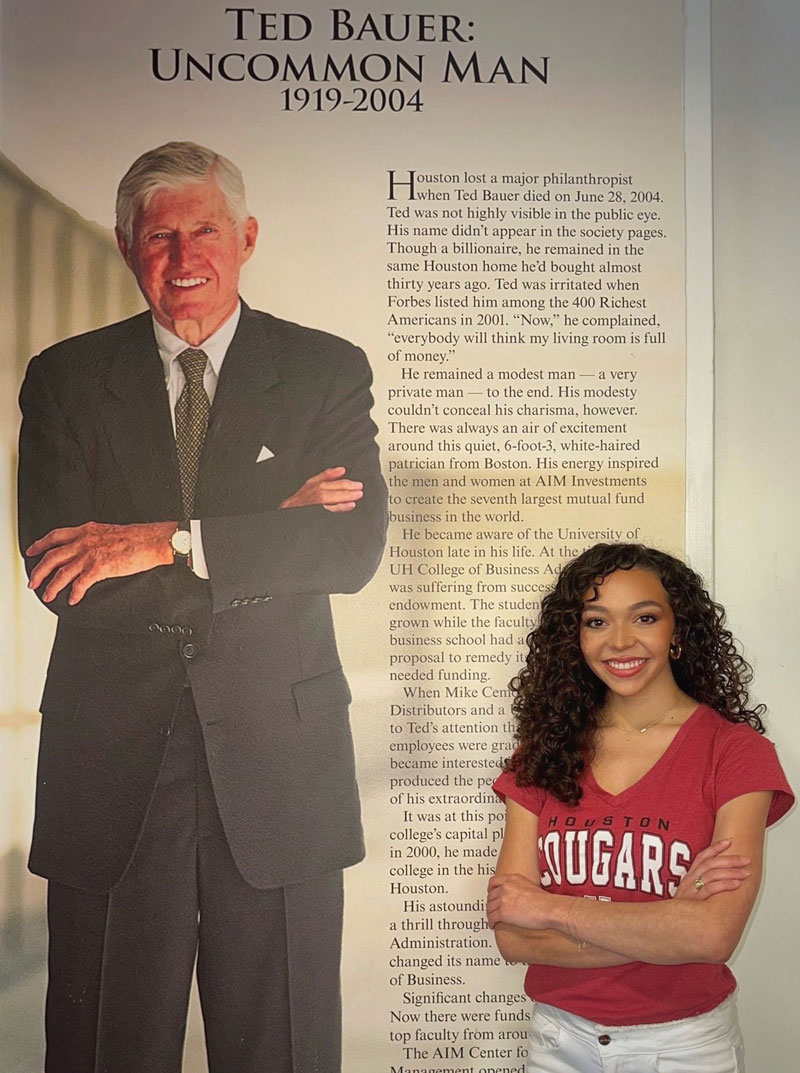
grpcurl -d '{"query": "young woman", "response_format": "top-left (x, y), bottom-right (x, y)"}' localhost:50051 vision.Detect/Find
top-left (488, 543), bottom-right (793, 1072)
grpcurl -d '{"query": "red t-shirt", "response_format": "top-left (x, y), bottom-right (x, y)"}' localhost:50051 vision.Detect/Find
top-left (493, 705), bottom-right (794, 1025)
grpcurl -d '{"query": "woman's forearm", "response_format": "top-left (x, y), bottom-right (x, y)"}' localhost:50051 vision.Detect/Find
top-left (546, 892), bottom-right (743, 965)
top-left (494, 922), bottom-right (632, 968)
top-left (488, 868), bottom-right (758, 966)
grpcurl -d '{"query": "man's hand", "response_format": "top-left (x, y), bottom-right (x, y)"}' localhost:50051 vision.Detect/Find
top-left (280, 467), bottom-right (364, 513)
top-left (26, 521), bottom-right (176, 605)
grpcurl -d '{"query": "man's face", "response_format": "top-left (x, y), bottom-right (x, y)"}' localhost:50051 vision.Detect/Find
top-left (117, 177), bottom-right (258, 345)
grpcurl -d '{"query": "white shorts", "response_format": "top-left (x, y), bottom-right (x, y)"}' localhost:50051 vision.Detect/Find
top-left (525, 992), bottom-right (744, 1073)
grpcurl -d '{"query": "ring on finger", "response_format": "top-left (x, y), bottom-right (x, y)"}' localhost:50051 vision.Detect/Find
top-left (693, 876), bottom-right (705, 892)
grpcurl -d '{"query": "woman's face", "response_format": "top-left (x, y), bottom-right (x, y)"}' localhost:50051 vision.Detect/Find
top-left (579, 567), bottom-right (678, 700)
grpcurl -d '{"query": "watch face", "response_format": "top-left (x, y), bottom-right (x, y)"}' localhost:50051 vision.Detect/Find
top-left (171, 528), bottom-right (192, 556)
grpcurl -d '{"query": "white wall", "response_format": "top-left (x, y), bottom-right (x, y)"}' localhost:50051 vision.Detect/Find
top-left (712, 0), bottom-right (800, 1065)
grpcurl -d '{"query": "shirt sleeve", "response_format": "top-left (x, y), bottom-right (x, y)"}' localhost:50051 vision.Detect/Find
top-left (190, 519), bottom-right (209, 579)
top-left (714, 724), bottom-right (794, 826)
top-left (492, 767), bottom-right (547, 816)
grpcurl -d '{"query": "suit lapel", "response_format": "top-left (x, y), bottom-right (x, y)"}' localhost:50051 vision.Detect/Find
top-left (194, 305), bottom-right (281, 515)
top-left (100, 314), bottom-right (183, 520)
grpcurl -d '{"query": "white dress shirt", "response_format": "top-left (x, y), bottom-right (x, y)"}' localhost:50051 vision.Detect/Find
top-left (152, 302), bottom-right (242, 579)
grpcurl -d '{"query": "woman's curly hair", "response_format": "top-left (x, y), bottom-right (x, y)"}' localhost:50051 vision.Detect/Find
top-left (504, 543), bottom-right (765, 805)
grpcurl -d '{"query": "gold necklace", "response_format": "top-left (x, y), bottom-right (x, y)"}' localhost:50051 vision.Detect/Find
top-left (608, 701), bottom-right (681, 734)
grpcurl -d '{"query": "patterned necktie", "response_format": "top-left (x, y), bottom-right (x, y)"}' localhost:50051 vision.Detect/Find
top-left (175, 348), bottom-right (210, 517)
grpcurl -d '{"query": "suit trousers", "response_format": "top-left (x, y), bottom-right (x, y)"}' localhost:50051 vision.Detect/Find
top-left (44, 688), bottom-right (344, 1073)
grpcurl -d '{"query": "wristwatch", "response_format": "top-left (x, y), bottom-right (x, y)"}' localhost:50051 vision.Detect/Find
top-left (170, 522), bottom-right (192, 566)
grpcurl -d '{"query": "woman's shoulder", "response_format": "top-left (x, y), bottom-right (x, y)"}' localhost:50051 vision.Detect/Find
top-left (492, 764), bottom-right (547, 815)
top-left (690, 706), bottom-right (794, 824)
top-left (690, 703), bottom-right (766, 742)
top-left (689, 703), bottom-right (784, 767)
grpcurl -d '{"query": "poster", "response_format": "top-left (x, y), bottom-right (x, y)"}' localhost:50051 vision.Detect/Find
top-left (1, 3), bottom-right (698, 1069)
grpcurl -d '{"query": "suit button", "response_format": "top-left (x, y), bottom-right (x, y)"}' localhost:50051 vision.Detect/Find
top-left (231, 598), bottom-right (241, 607)
top-left (182, 642), bottom-right (197, 659)
top-left (598, 1034), bottom-right (611, 1046)
top-left (170, 625), bottom-right (182, 634)
top-left (159, 724), bottom-right (171, 739)
top-left (148, 623), bottom-right (158, 632)
top-left (183, 627), bottom-right (193, 636)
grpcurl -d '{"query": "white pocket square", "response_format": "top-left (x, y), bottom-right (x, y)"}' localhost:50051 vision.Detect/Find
top-left (256, 445), bottom-right (275, 463)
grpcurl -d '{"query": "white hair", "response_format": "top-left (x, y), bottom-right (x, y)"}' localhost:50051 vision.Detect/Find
top-left (115, 141), bottom-right (249, 244)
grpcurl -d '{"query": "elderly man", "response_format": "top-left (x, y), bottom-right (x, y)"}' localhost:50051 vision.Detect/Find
top-left (18, 142), bottom-right (387, 1073)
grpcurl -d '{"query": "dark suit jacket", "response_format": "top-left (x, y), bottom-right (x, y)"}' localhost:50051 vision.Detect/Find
top-left (17, 303), bottom-right (387, 892)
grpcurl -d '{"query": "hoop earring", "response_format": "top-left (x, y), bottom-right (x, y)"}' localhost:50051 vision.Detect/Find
top-left (669, 640), bottom-right (682, 660)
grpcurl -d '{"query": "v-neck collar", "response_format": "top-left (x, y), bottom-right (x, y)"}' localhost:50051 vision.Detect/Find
top-left (584, 704), bottom-right (705, 806)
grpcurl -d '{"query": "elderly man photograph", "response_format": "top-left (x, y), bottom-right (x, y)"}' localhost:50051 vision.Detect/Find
top-left (17, 141), bottom-right (387, 1073)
